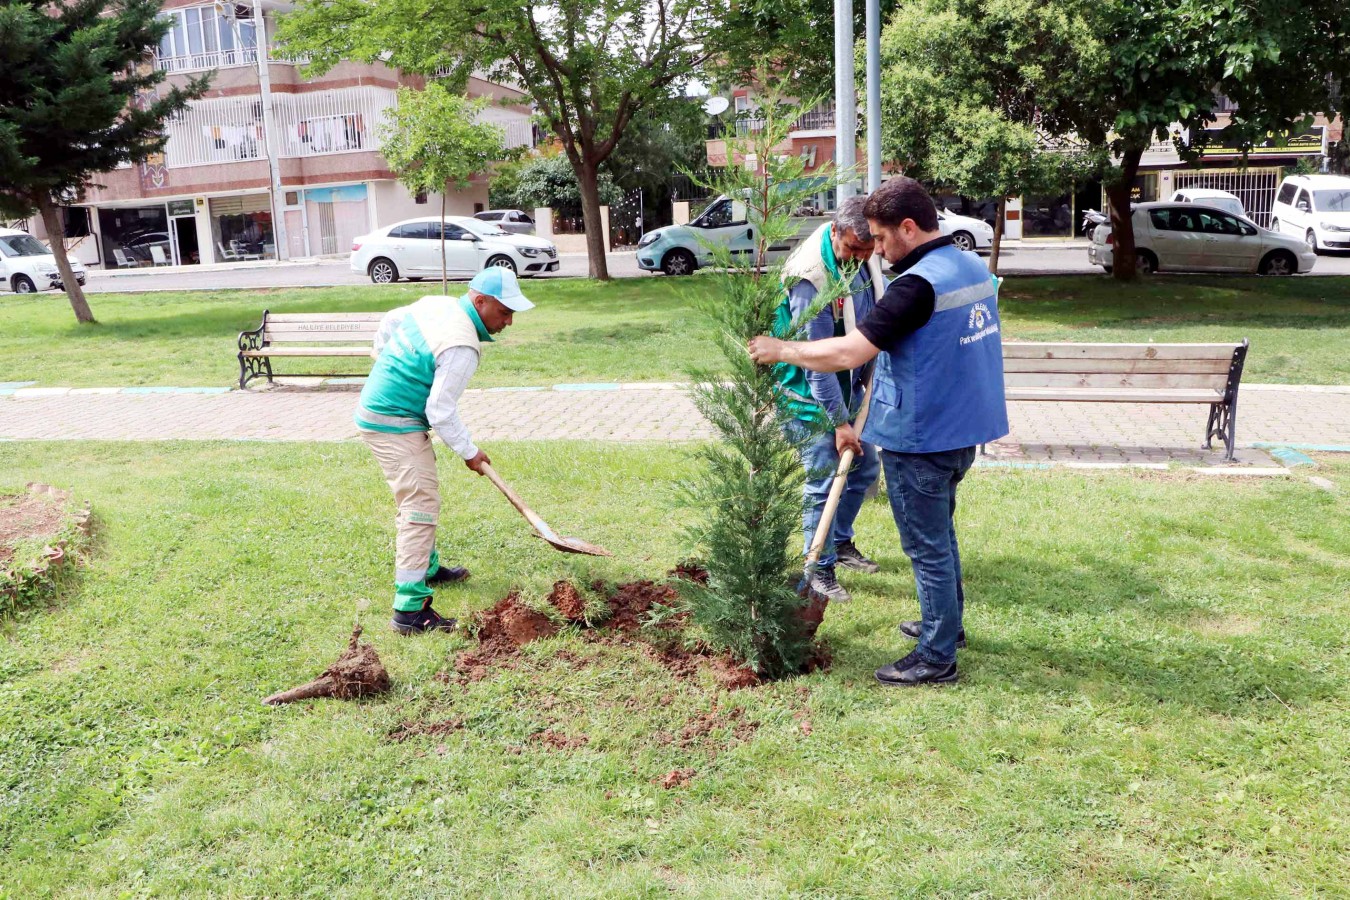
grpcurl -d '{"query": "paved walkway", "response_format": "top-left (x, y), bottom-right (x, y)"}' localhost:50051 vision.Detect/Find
top-left (3, 382), bottom-right (1348, 467)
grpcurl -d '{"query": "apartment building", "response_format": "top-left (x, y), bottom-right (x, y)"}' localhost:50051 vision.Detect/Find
top-left (45, 0), bottom-right (533, 269)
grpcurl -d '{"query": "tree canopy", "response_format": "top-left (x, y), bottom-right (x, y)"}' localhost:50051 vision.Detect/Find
top-left (276, 0), bottom-right (718, 279)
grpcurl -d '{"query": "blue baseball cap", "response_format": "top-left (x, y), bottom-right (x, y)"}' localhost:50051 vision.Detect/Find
top-left (469, 267), bottom-right (534, 312)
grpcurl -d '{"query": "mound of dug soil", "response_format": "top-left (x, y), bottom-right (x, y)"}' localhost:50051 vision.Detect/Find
top-left (262, 625), bottom-right (391, 705)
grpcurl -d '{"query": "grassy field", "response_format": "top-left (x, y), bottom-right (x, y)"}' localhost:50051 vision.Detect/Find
top-left (3, 274), bottom-right (1348, 388)
top-left (2, 441), bottom-right (1347, 897)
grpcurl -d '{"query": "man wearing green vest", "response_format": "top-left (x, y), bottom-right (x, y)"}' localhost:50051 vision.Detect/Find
top-left (774, 196), bottom-right (882, 603)
top-left (355, 267), bottom-right (533, 635)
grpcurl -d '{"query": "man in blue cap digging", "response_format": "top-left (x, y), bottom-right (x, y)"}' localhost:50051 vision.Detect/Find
top-left (355, 267), bottom-right (534, 634)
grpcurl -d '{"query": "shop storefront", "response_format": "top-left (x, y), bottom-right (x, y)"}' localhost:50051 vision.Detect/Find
top-left (209, 194), bottom-right (276, 261)
top-left (281, 184), bottom-right (371, 258)
top-left (97, 200), bottom-right (203, 267)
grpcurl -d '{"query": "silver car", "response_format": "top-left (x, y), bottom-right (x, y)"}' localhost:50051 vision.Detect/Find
top-left (474, 209), bottom-right (536, 235)
top-left (1088, 202), bottom-right (1317, 276)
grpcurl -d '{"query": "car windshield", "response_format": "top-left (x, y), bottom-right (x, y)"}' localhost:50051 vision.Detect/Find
top-left (462, 220), bottom-right (510, 237)
top-left (0, 234), bottom-right (51, 257)
top-left (1208, 199), bottom-right (1244, 216)
top-left (1312, 190), bottom-right (1350, 212)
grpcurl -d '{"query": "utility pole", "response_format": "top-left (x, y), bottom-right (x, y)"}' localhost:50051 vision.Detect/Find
top-left (833, 0), bottom-right (858, 201)
top-left (253, 0), bottom-right (288, 260)
top-left (865, 0), bottom-right (882, 192)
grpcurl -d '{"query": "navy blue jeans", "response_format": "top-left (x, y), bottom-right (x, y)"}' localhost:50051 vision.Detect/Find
top-left (881, 447), bottom-right (976, 665)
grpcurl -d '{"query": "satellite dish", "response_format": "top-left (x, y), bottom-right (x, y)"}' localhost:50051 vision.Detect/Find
top-left (703, 96), bottom-right (730, 116)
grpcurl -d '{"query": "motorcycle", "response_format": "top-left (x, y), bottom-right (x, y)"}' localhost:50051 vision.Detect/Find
top-left (1080, 208), bottom-right (1109, 236)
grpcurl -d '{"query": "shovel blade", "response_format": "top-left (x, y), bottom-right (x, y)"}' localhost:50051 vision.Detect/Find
top-left (538, 533), bottom-right (612, 557)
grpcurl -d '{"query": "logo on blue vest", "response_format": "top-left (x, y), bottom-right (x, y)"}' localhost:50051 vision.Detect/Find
top-left (961, 302), bottom-right (999, 346)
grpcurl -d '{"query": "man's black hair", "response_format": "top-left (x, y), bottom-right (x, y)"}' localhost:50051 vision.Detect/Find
top-left (863, 176), bottom-right (939, 231)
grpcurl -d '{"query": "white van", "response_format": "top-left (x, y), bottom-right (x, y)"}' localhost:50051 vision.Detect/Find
top-left (0, 227), bottom-right (88, 293)
top-left (1270, 174), bottom-right (1350, 252)
top-left (1168, 189), bottom-right (1246, 218)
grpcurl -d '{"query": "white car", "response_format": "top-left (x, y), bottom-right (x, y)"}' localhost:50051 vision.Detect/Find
top-left (937, 209), bottom-right (994, 252)
top-left (350, 216), bottom-right (559, 284)
top-left (0, 227), bottom-right (87, 293)
top-left (1270, 174), bottom-right (1350, 253)
top-left (1087, 202), bottom-right (1316, 276)
top-left (1169, 188), bottom-right (1246, 218)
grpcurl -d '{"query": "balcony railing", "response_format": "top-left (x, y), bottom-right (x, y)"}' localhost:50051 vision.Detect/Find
top-left (793, 104), bottom-right (835, 131)
top-left (155, 47), bottom-right (260, 72)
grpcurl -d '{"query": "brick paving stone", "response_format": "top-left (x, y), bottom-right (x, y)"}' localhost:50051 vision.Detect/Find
top-left (0, 384), bottom-right (1347, 467)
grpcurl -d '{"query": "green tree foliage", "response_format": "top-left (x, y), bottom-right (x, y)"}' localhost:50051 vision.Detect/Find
top-left (877, 0), bottom-right (1102, 273)
top-left (1062, 0), bottom-right (1350, 280)
top-left (275, 0), bottom-right (718, 281)
top-left (495, 153), bottom-right (620, 213)
top-left (379, 84), bottom-right (505, 292)
top-left (681, 89), bottom-right (850, 678)
top-left (0, 0), bottom-right (207, 323)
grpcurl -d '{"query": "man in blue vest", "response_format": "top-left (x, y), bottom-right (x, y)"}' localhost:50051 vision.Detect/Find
top-left (773, 196), bottom-right (883, 604)
top-left (749, 177), bottom-right (1008, 686)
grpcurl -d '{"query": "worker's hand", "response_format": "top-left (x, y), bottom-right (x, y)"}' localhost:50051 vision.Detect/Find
top-left (834, 423), bottom-right (863, 457)
top-left (464, 450), bottom-right (491, 475)
top-left (747, 335), bottom-right (786, 365)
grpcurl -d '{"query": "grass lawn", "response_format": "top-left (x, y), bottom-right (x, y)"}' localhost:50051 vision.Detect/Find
top-left (1, 441), bottom-right (1347, 897)
top-left (2, 274), bottom-right (1348, 388)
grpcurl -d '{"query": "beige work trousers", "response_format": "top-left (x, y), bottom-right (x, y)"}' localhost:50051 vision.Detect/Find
top-left (361, 430), bottom-right (441, 609)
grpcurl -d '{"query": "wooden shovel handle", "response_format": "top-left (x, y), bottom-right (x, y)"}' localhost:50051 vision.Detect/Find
top-left (480, 462), bottom-right (555, 538)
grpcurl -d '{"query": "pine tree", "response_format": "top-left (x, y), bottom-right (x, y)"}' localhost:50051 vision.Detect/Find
top-left (681, 87), bottom-right (852, 678)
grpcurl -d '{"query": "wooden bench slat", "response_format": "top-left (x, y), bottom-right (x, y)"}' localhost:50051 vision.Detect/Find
top-left (1003, 357), bottom-right (1232, 375)
top-left (242, 347), bottom-right (374, 358)
top-left (261, 330), bottom-right (380, 343)
top-left (1005, 387), bottom-right (1223, 403)
top-left (1004, 372), bottom-right (1229, 390)
top-left (266, 313), bottom-right (387, 323)
top-left (1002, 342), bottom-right (1240, 360)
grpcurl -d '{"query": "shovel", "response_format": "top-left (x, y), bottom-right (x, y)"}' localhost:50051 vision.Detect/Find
top-left (480, 462), bottom-right (612, 557)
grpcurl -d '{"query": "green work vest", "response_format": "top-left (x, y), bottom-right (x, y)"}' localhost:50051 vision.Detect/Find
top-left (772, 226), bottom-right (852, 426)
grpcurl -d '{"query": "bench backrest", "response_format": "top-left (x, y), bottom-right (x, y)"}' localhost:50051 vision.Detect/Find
top-left (1003, 342), bottom-right (1246, 393)
top-left (262, 312), bottom-right (385, 345)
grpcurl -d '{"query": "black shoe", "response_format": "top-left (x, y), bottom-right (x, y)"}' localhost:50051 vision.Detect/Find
top-left (875, 649), bottom-right (958, 687)
top-left (806, 567), bottom-right (851, 603)
top-left (391, 602), bottom-right (458, 635)
top-left (835, 540), bottom-right (880, 574)
top-left (899, 619), bottom-right (967, 649)
top-left (426, 565), bottom-right (470, 586)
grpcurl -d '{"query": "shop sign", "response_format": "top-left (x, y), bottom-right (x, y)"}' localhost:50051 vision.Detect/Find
top-left (1197, 126), bottom-right (1325, 158)
top-left (167, 199), bottom-right (195, 217)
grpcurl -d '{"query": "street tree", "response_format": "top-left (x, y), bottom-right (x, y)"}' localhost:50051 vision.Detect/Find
top-left (877, 0), bottom-right (1102, 273)
top-left (275, 0), bottom-right (718, 280)
top-left (0, 0), bottom-right (208, 323)
top-left (379, 84), bottom-right (505, 293)
top-left (1066, 0), bottom-right (1350, 279)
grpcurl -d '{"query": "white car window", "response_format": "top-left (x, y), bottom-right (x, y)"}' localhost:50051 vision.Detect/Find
top-left (1312, 190), bottom-right (1350, 212)
top-left (0, 234), bottom-right (50, 257)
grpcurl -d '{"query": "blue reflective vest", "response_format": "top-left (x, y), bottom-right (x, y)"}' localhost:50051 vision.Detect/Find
top-left (861, 244), bottom-right (1009, 453)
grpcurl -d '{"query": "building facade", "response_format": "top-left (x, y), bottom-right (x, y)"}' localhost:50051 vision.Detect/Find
top-left (42, 0), bottom-right (533, 269)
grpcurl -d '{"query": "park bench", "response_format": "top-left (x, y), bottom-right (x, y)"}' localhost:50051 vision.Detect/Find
top-left (237, 310), bottom-right (383, 389)
top-left (1000, 340), bottom-right (1250, 461)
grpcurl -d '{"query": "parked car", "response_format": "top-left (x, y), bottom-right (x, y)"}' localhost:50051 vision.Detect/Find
top-left (1270, 173), bottom-right (1350, 253)
top-left (937, 209), bottom-right (994, 252)
top-left (474, 209), bottom-right (536, 235)
top-left (636, 195), bottom-right (827, 276)
top-left (1169, 188), bottom-right (1246, 218)
top-left (350, 216), bottom-right (559, 284)
top-left (1087, 202), bottom-right (1315, 276)
top-left (0, 227), bottom-right (87, 293)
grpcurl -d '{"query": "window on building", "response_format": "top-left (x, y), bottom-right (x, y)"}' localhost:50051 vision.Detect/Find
top-left (415, 191), bottom-right (428, 205)
top-left (157, 5), bottom-right (257, 72)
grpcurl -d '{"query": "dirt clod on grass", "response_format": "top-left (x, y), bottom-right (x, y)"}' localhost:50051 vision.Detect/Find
top-left (655, 768), bottom-right (696, 789)
top-left (668, 560), bottom-right (709, 584)
top-left (547, 579), bottom-right (587, 622)
top-left (606, 579), bottom-right (680, 632)
top-left (262, 625), bottom-right (390, 706)
top-left (529, 729), bottom-right (589, 750)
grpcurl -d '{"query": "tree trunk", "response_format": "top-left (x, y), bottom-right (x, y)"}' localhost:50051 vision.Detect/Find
top-left (1105, 144), bottom-right (1144, 282)
top-left (576, 160), bottom-right (610, 281)
top-left (988, 197), bottom-right (1006, 275)
top-left (440, 187), bottom-right (448, 295)
top-left (37, 196), bottom-right (95, 324)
